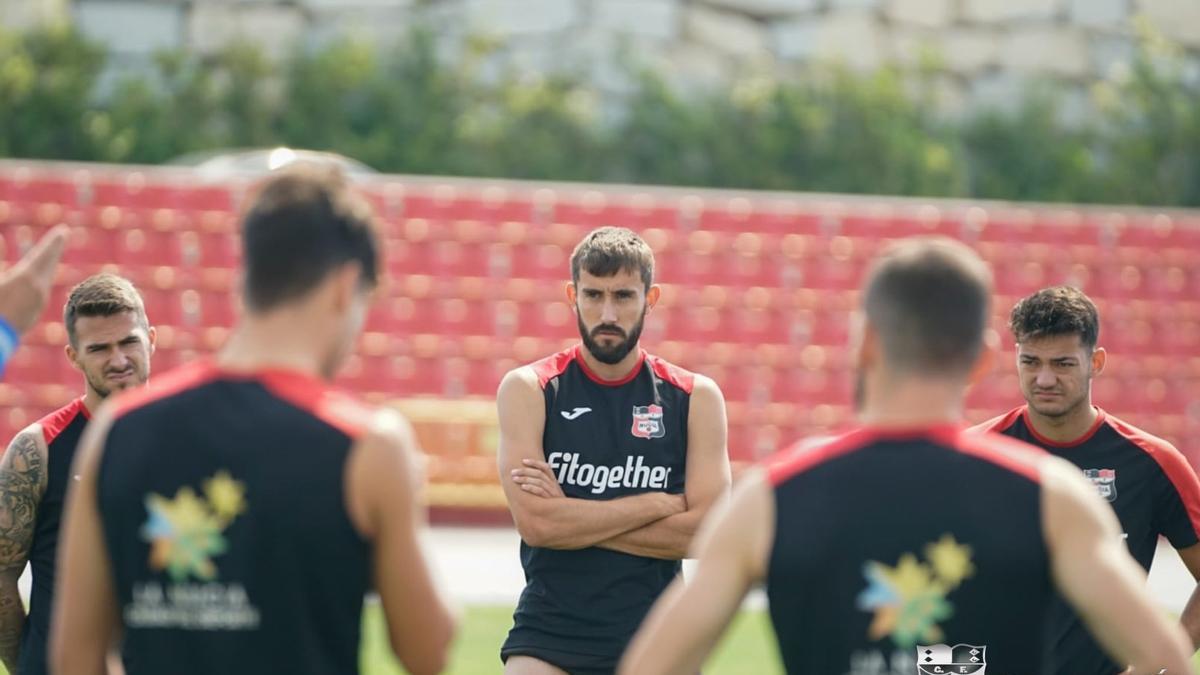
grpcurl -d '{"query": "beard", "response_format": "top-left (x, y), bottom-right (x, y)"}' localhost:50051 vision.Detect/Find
top-left (578, 309), bottom-right (646, 366)
top-left (85, 363), bottom-right (148, 400)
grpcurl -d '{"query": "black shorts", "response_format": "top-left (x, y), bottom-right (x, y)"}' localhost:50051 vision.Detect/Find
top-left (501, 645), bottom-right (616, 675)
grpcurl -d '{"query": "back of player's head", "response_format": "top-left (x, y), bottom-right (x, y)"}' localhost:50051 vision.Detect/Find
top-left (862, 237), bottom-right (993, 376)
top-left (240, 163), bottom-right (380, 313)
top-left (63, 274), bottom-right (148, 347)
top-left (570, 227), bottom-right (654, 291)
top-left (1009, 285), bottom-right (1099, 350)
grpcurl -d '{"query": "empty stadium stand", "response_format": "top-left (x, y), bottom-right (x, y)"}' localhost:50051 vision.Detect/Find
top-left (2, 160), bottom-right (1198, 516)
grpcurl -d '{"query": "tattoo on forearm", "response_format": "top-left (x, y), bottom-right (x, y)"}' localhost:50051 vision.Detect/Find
top-left (0, 431), bottom-right (44, 567)
top-left (0, 581), bottom-right (23, 670)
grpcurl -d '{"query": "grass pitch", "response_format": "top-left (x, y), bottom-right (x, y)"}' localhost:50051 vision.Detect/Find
top-left (360, 604), bottom-right (779, 674)
top-left (361, 604), bottom-right (1200, 674)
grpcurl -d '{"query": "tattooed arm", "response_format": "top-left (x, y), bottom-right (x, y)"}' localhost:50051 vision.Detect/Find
top-left (0, 426), bottom-right (48, 672)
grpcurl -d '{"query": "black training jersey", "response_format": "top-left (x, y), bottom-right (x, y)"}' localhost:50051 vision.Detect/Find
top-left (19, 398), bottom-right (89, 675)
top-left (973, 406), bottom-right (1200, 675)
top-left (766, 426), bottom-right (1054, 675)
top-left (503, 345), bottom-right (693, 667)
top-left (96, 362), bottom-right (372, 675)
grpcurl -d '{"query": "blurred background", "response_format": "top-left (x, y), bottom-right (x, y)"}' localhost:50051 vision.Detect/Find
top-left (1, 0), bottom-right (1198, 672)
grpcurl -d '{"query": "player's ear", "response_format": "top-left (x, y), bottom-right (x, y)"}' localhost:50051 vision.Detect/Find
top-left (967, 328), bottom-right (998, 387)
top-left (64, 342), bottom-right (80, 370)
top-left (1090, 346), bottom-right (1106, 376)
top-left (850, 311), bottom-right (875, 370)
top-left (330, 261), bottom-right (363, 312)
top-left (645, 284), bottom-right (661, 311)
top-left (565, 281), bottom-right (577, 308)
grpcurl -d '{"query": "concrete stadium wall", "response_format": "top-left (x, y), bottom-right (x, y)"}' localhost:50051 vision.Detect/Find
top-left (2, 0), bottom-right (1199, 117)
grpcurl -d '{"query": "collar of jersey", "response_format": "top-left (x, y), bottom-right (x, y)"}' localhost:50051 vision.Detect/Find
top-left (1020, 405), bottom-right (1108, 448)
top-left (573, 344), bottom-right (646, 387)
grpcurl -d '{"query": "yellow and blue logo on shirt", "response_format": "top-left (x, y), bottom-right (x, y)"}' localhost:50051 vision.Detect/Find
top-left (856, 534), bottom-right (975, 648)
top-left (140, 470), bottom-right (248, 582)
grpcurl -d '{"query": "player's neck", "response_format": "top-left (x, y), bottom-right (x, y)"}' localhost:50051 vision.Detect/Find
top-left (218, 316), bottom-right (327, 379)
top-left (858, 375), bottom-right (964, 429)
top-left (578, 344), bottom-right (642, 382)
top-left (1024, 400), bottom-right (1099, 444)
top-left (81, 389), bottom-right (102, 416)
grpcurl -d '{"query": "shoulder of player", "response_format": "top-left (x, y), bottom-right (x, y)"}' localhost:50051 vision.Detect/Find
top-left (2, 422), bottom-right (48, 471)
top-left (8, 422), bottom-right (45, 451)
top-left (499, 364), bottom-right (541, 393)
top-left (950, 428), bottom-right (1048, 483)
top-left (1104, 412), bottom-right (1200, 494)
top-left (1102, 411), bottom-right (1183, 460)
top-left (762, 432), bottom-right (859, 486)
top-left (524, 346), bottom-right (576, 389)
top-left (687, 373), bottom-right (723, 405)
top-left (346, 408), bottom-right (422, 515)
top-left (644, 352), bottom-right (696, 394)
top-left (966, 406), bottom-right (1024, 434)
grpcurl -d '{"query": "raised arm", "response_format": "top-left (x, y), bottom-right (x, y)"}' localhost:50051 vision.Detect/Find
top-left (0, 225), bottom-right (68, 336)
top-left (0, 425), bottom-right (48, 672)
top-left (346, 410), bottom-right (457, 675)
top-left (50, 407), bottom-right (119, 675)
top-left (597, 375), bottom-right (731, 559)
top-left (618, 467), bottom-right (773, 675)
top-left (1042, 457), bottom-right (1192, 674)
top-left (497, 368), bottom-right (684, 550)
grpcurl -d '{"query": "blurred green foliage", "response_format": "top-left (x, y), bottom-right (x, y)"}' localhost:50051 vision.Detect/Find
top-left (0, 23), bottom-right (1197, 207)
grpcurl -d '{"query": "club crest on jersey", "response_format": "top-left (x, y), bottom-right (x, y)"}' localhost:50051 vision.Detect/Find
top-left (1083, 468), bottom-right (1118, 502)
top-left (916, 644), bottom-right (986, 674)
top-left (631, 404), bottom-right (665, 439)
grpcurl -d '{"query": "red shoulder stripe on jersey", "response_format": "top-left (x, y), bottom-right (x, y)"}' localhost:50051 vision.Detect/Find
top-left (575, 346), bottom-right (645, 387)
top-left (968, 406), bottom-right (1024, 435)
top-left (767, 424), bottom-right (1045, 486)
top-left (951, 430), bottom-right (1046, 483)
top-left (766, 428), bottom-right (892, 486)
top-left (1107, 415), bottom-right (1200, 541)
top-left (111, 361), bottom-right (221, 421)
top-left (1021, 406), bottom-right (1107, 448)
top-left (530, 345), bottom-right (578, 389)
top-left (257, 370), bottom-right (367, 438)
top-left (646, 354), bottom-right (695, 394)
top-left (38, 397), bottom-right (89, 445)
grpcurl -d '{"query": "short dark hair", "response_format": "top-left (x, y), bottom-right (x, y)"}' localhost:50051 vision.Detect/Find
top-left (570, 227), bottom-right (654, 291)
top-left (863, 237), bottom-right (993, 375)
top-left (63, 274), bottom-right (148, 347)
top-left (241, 164), bottom-right (381, 313)
top-left (1010, 285), bottom-right (1099, 350)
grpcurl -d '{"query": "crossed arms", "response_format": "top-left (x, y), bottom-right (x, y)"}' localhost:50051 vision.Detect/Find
top-left (497, 367), bottom-right (731, 560)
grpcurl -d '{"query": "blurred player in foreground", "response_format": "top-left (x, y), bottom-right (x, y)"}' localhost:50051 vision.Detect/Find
top-left (499, 227), bottom-right (730, 674)
top-left (0, 274), bottom-right (155, 675)
top-left (974, 285), bottom-right (1200, 674)
top-left (620, 238), bottom-right (1190, 675)
top-left (51, 164), bottom-right (457, 675)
